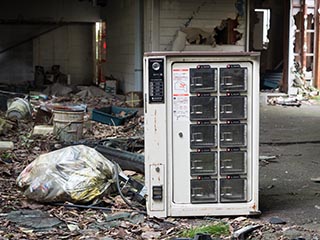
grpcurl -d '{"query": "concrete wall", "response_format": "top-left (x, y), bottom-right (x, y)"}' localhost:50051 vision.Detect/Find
top-left (0, 42), bottom-right (33, 85)
top-left (0, 0), bottom-right (99, 86)
top-left (33, 24), bottom-right (94, 85)
top-left (0, 25), bottom-right (44, 84)
top-left (102, 0), bottom-right (136, 93)
top-left (0, 0), bottom-right (100, 22)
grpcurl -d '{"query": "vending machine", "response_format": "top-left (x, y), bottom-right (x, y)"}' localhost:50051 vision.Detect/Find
top-left (143, 52), bottom-right (260, 217)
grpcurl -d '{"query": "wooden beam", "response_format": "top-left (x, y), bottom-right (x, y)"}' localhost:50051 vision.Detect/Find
top-left (315, 0), bottom-right (320, 88)
top-left (281, 0), bottom-right (290, 92)
top-left (301, 0), bottom-right (307, 73)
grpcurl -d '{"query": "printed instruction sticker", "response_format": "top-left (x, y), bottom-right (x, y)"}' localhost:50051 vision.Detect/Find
top-left (173, 68), bottom-right (189, 95)
top-left (172, 68), bottom-right (189, 121)
top-left (173, 96), bottom-right (189, 121)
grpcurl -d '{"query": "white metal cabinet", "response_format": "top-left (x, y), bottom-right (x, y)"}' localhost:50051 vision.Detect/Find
top-left (144, 52), bottom-right (260, 217)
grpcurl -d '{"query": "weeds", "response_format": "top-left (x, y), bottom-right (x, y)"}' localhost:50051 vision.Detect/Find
top-left (180, 222), bottom-right (230, 238)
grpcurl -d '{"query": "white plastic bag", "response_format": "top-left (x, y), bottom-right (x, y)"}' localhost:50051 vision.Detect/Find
top-left (17, 145), bottom-right (117, 203)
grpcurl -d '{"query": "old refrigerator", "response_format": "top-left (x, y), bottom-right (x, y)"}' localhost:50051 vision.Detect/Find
top-left (143, 52), bottom-right (260, 217)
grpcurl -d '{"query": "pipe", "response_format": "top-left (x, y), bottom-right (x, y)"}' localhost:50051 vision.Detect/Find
top-left (134, 0), bottom-right (143, 91)
top-left (95, 142), bottom-right (145, 174)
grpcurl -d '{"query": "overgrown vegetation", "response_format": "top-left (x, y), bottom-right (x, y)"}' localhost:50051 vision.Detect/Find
top-left (180, 222), bottom-right (230, 238)
top-left (1, 152), bottom-right (12, 161)
top-left (19, 132), bottom-right (33, 148)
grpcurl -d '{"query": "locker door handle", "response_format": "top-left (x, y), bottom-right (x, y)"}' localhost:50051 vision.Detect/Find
top-left (191, 76), bottom-right (203, 87)
top-left (191, 105), bottom-right (203, 115)
top-left (222, 76), bottom-right (233, 86)
top-left (221, 104), bottom-right (233, 114)
top-left (178, 132), bottom-right (183, 138)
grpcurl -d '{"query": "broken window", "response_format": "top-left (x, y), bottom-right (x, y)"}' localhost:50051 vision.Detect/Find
top-left (181, 27), bottom-right (216, 47)
top-left (180, 17), bottom-right (242, 47)
top-left (214, 18), bottom-right (242, 45)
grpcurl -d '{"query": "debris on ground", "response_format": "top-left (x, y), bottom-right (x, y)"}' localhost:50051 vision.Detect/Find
top-left (266, 63), bottom-right (320, 107)
top-left (0, 140), bottom-right (14, 150)
top-left (43, 82), bottom-right (73, 96)
top-left (16, 145), bottom-right (118, 204)
top-left (268, 217), bottom-right (287, 225)
top-left (232, 224), bottom-right (262, 240)
top-left (32, 125), bottom-right (53, 136)
top-left (0, 88), bottom-right (319, 239)
top-left (92, 106), bottom-right (138, 126)
top-left (95, 138), bottom-right (144, 174)
top-left (76, 85), bottom-right (111, 98)
top-left (6, 97), bottom-right (32, 120)
top-left (292, 62), bottom-right (319, 98)
top-left (259, 155), bottom-right (278, 162)
top-left (267, 96), bottom-right (302, 107)
top-left (259, 155), bottom-right (279, 166)
top-left (4, 209), bottom-right (62, 230)
top-left (125, 91), bottom-right (143, 108)
top-left (310, 177), bottom-right (320, 183)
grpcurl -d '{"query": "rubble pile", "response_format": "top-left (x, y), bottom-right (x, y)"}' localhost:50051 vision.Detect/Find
top-left (267, 63), bottom-right (320, 107)
top-left (292, 63), bottom-right (319, 99)
top-left (83, 116), bottom-right (144, 140)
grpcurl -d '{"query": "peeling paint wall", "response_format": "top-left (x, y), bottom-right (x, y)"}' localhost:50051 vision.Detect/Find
top-left (151, 0), bottom-right (247, 51)
top-left (110, 0), bottom-right (248, 92)
top-left (286, 1), bottom-right (317, 93)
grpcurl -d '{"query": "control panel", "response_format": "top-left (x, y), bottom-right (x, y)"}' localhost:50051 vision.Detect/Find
top-left (148, 58), bottom-right (165, 103)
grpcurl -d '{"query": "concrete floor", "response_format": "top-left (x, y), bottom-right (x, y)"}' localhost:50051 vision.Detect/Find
top-left (259, 97), bottom-right (320, 228)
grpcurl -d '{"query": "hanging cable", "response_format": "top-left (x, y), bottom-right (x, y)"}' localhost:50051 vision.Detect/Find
top-left (113, 163), bottom-right (146, 213)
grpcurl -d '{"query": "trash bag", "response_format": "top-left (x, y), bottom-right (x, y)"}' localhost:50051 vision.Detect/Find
top-left (16, 145), bottom-right (117, 204)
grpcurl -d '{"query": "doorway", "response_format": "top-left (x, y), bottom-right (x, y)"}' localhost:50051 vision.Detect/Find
top-left (249, 0), bottom-right (287, 91)
top-left (94, 21), bottom-right (107, 85)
